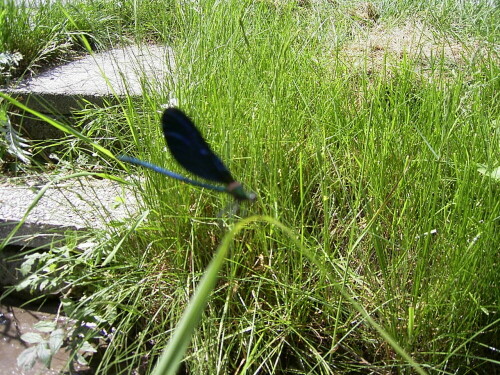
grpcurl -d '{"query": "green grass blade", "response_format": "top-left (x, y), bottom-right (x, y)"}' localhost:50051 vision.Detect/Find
top-left (0, 92), bottom-right (116, 161)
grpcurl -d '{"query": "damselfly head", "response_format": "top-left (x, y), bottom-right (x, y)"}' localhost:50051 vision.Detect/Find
top-left (227, 181), bottom-right (257, 202)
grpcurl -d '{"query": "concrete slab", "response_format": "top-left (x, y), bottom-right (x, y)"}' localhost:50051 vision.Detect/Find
top-left (5, 44), bottom-right (175, 114)
top-left (0, 176), bottom-right (138, 249)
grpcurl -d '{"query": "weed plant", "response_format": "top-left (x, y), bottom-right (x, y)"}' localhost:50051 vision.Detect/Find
top-left (1, 0), bottom-right (499, 374)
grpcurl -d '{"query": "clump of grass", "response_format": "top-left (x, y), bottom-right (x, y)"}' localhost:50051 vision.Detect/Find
top-left (3, 0), bottom-right (499, 374)
top-left (0, 0), bottom-right (179, 84)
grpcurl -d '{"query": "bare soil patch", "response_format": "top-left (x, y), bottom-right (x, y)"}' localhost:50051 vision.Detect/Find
top-left (343, 17), bottom-right (496, 78)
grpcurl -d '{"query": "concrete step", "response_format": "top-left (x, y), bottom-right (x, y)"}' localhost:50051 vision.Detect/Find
top-left (1, 44), bottom-right (166, 247)
top-left (0, 176), bottom-right (137, 249)
top-left (0, 175), bottom-right (139, 294)
top-left (2, 44), bottom-right (175, 138)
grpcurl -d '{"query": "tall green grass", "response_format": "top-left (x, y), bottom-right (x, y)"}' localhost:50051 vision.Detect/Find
top-left (0, 0), bottom-right (179, 84)
top-left (2, 0), bottom-right (498, 374)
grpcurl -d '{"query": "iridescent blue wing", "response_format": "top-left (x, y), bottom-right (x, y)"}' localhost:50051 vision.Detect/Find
top-left (162, 108), bottom-right (234, 184)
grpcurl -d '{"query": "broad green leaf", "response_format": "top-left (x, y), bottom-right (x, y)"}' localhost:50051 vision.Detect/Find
top-left (17, 346), bottom-right (38, 370)
top-left (76, 352), bottom-right (89, 366)
top-left (36, 344), bottom-right (52, 367)
top-left (34, 320), bottom-right (57, 332)
top-left (80, 340), bottom-right (97, 353)
top-left (20, 332), bottom-right (44, 344)
top-left (49, 329), bottom-right (65, 353)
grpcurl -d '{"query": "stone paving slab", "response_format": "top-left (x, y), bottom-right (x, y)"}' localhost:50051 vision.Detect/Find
top-left (5, 44), bottom-right (175, 114)
top-left (0, 176), bottom-right (138, 249)
top-left (1, 44), bottom-right (169, 241)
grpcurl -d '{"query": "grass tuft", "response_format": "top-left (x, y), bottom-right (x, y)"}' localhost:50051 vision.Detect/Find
top-left (2, 0), bottom-right (498, 373)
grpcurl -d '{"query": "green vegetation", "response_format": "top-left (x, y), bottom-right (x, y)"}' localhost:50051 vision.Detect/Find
top-left (1, 0), bottom-right (499, 374)
top-left (0, 0), bottom-right (177, 83)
